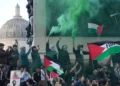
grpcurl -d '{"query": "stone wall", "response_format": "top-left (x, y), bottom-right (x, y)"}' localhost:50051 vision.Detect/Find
top-left (34, 0), bottom-right (120, 64)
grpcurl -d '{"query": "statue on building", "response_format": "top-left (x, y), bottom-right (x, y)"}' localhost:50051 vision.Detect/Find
top-left (26, 0), bottom-right (33, 45)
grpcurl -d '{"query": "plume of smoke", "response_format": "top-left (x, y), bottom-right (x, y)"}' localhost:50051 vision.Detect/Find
top-left (49, 0), bottom-right (100, 40)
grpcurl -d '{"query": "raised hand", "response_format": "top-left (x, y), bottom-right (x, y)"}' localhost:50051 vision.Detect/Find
top-left (15, 39), bottom-right (18, 44)
top-left (37, 45), bottom-right (40, 48)
top-left (37, 45), bottom-right (40, 50)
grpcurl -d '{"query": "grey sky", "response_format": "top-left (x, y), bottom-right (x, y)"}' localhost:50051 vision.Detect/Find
top-left (0, 0), bottom-right (28, 27)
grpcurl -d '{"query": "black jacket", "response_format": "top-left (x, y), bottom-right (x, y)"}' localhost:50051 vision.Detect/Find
top-left (73, 47), bottom-right (89, 64)
top-left (33, 72), bottom-right (41, 82)
top-left (110, 69), bottom-right (119, 85)
top-left (56, 41), bottom-right (70, 66)
top-left (0, 71), bottom-right (6, 85)
top-left (0, 49), bottom-right (8, 64)
top-left (46, 41), bottom-right (57, 63)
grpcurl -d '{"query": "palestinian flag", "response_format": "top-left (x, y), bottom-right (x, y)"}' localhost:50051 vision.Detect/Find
top-left (88, 23), bottom-right (103, 36)
top-left (88, 41), bottom-right (120, 60)
top-left (44, 55), bottom-right (63, 75)
top-left (49, 71), bottom-right (59, 84)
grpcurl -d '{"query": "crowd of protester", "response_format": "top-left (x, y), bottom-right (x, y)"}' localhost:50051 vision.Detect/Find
top-left (0, 38), bottom-right (120, 86)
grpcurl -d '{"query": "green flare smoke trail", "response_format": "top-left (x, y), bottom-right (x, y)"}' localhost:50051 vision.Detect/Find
top-left (49, 0), bottom-right (100, 40)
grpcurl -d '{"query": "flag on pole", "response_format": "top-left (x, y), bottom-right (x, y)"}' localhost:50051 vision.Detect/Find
top-left (44, 55), bottom-right (64, 74)
top-left (88, 41), bottom-right (120, 60)
top-left (88, 23), bottom-right (103, 36)
top-left (49, 71), bottom-right (59, 84)
top-left (44, 55), bottom-right (64, 85)
top-left (50, 71), bottom-right (58, 78)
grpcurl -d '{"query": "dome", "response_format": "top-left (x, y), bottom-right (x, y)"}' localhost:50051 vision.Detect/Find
top-left (0, 4), bottom-right (28, 38)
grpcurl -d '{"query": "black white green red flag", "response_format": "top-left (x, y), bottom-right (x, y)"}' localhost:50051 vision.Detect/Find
top-left (88, 23), bottom-right (104, 36)
top-left (44, 55), bottom-right (63, 75)
top-left (88, 41), bottom-right (120, 60)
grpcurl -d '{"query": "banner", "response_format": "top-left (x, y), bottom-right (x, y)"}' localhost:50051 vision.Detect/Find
top-left (10, 70), bottom-right (21, 86)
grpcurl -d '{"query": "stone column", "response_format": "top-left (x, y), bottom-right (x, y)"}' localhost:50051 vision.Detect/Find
top-left (34, 0), bottom-right (46, 52)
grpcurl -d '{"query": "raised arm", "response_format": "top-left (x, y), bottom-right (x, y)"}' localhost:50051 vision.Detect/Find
top-left (56, 37), bottom-right (61, 51)
top-left (21, 48), bottom-right (31, 57)
top-left (75, 65), bottom-right (82, 75)
top-left (37, 45), bottom-right (40, 51)
top-left (26, 48), bottom-right (31, 56)
top-left (73, 40), bottom-right (76, 53)
top-left (73, 46), bottom-right (75, 53)
top-left (46, 38), bottom-right (50, 52)
top-left (70, 62), bottom-right (78, 73)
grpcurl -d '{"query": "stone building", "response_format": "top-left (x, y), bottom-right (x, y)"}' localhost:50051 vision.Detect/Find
top-left (0, 4), bottom-right (29, 50)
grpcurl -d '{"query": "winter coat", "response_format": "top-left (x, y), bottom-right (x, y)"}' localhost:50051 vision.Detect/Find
top-left (0, 71), bottom-right (6, 85)
top-left (46, 42), bottom-right (57, 63)
top-left (0, 49), bottom-right (8, 64)
top-left (9, 50), bottom-right (19, 66)
top-left (56, 40), bottom-right (70, 67)
top-left (33, 72), bottom-right (41, 82)
top-left (20, 49), bottom-right (31, 66)
top-left (31, 51), bottom-right (42, 72)
top-left (73, 47), bottom-right (89, 66)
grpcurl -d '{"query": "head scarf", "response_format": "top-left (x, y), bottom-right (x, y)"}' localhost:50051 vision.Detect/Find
top-left (20, 46), bottom-right (25, 51)
top-left (50, 45), bottom-right (56, 51)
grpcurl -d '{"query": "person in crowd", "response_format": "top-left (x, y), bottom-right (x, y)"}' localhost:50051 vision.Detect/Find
top-left (91, 79), bottom-right (98, 86)
top-left (39, 66), bottom-right (49, 86)
top-left (53, 77), bottom-right (67, 86)
top-left (53, 80), bottom-right (62, 86)
top-left (99, 79), bottom-right (109, 86)
top-left (26, 79), bottom-right (34, 86)
top-left (32, 68), bottom-right (41, 85)
top-left (71, 81), bottom-right (75, 86)
top-left (46, 38), bottom-right (58, 63)
top-left (20, 46), bottom-right (31, 71)
top-left (97, 66), bottom-right (105, 80)
top-left (73, 43), bottom-right (89, 75)
top-left (20, 66), bottom-right (31, 86)
top-left (74, 75), bottom-right (85, 86)
top-left (64, 64), bottom-right (73, 86)
top-left (0, 43), bottom-right (8, 65)
top-left (9, 45), bottom-right (19, 70)
top-left (15, 39), bottom-right (18, 47)
top-left (56, 37), bottom-right (71, 67)
top-left (0, 65), bottom-right (6, 86)
top-left (86, 79), bottom-right (92, 86)
top-left (5, 46), bottom-right (13, 73)
top-left (110, 63), bottom-right (120, 85)
top-left (6, 66), bottom-right (13, 85)
top-left (114, 63), bottom-right (120, 80)
top-left (103, 66), bottom-right (110, 80)
top-left (31, 46), bottom-right (42, 72)
top-left (70, 62), bottom-right (82, 80)
top-left (89, 70), bottom-right (98, 80)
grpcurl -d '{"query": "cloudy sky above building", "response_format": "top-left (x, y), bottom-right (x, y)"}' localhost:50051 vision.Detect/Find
top-left (0, 0), bottom-right (28, 27)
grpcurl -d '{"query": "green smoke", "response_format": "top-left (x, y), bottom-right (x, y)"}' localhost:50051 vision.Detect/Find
top-left (49, 0), bottom-right (100, 40)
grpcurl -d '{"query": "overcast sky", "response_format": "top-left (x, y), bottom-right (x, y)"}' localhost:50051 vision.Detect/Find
top-left (0, 0), bottom-right (28, 27)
